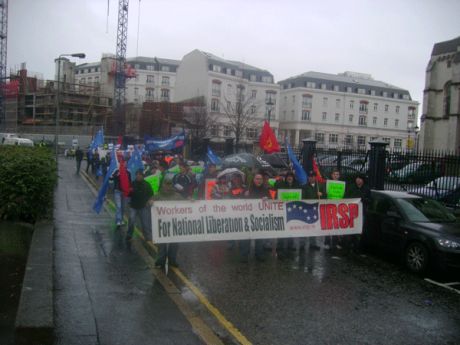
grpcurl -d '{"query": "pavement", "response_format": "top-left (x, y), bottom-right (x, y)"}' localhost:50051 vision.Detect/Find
top-left (53, 159), bottom-right (205, 345)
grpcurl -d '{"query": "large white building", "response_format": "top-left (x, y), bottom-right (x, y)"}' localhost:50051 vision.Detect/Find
top-left (174, 50), bottom-right (280, 144)
top-left (419, 36), bottom-right (460, 152)
top-left (72, 55), bottom-right (180, 104)
top-left (277, 71), bottom-right (419, 149)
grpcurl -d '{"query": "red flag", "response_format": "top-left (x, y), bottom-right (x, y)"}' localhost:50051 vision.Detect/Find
top-left (117, 136), bottom-right (123, 146)
top-left (119, 160), bottom-right (132, 197)
top-left (259, 121), bottom-right (280, 153)
top-left (312, 157), bottom-right (326, 183)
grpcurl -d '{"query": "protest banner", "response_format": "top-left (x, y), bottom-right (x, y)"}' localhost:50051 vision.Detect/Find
top-left (152, 198), bottom-right (362, 243)
top-left (326, 180), bottom-right (346, 199)
top-left (277, 189), bottom-right (302, 201)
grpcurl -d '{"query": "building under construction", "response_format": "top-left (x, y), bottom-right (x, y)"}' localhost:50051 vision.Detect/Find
top-left (2, 63), bottom-right (112, 138)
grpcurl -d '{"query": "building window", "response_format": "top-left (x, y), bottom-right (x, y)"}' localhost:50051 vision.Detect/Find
top-left (396, 106), bottom-right (400, 113)
top-left (266, 91), bottom-right (276, 105)
top-left (251, 90), bottom-right (257, 99)
top-left (346, 86), bottom-right (352, 92)
top-left (146, 65), bottom-right (154, 71)
top-left (394, 119), bottom-right (399, 127)
top-left (145, 88), bottom-right (154, 99)
top-left (210, 125), bottom-right (219, 136)
top-left (235, 70), bottom-right (243, 78)
top-left (373, 117), bottom-right (377, 125)
top-left (315, 132), bottom-right (324, 143)
top-left (161, 76), bottom-right (170, 86)
top-left (393, 93), bottom-right (399, 99)
top-left (382, 137), bottom-right (391, 144)
top-left (382, 91), bottom-right (388, 97)
top-left (321, 83), bottom-right (327, 90)
top-left (250, 75), bottom-right (257, 82)
top-left (443, 82), bottom-right (451, 116)
top-left (262, 76), bottom-right (272, 83)
top-left (306, 82), bottom-right (316, 88)
top-left (349, 101), bottom-right (354, 109)
top-left (292, 95), bottom-right (296, 103)
top-left (370, 90), bottom-right (375, 96)
top-left (212, 65), bottom-right (221, 72)
top-left (87, 77), bottom-right (92, 84)
top-left (357, 88), bottom-right (366, 94)
top-left (323, 97), bottom-right (328, 107)
top-left (359, 103), bottom-right (368, 113)
top-left (359, 115), bottom-right (367, 126)
top-left (333, 85), bottom-right (340, 91)
top-left (302, 95), bottom-right (312, 108)
top-left (408, 107), bottom-right (416, 118)
top-left (357, 136), bottom-right (366, 146)
top-left (302, 110), bottom-right (311, 121)
top-left (322, 112), bottom-right (327, 121)
top-left (94, 76), bottom-right (99, 84)
top-left (394, 138), bottom-right (402, 148)
top-left (336, 99), bottom-right (341, 108)
top-left (226, 68), bottom-right (232, 75)
top-left (161, 66), bottom-right (170, 72)
top-left (246, 128), bottom-right (257, 139)
top-left (335, 113), bottom-right (340, 122)
top-left (291, 110), bottom-right (295, 120)
top-left (147, 75), bottom-right (154, 83)
top-left (80, 78), bottom-right (86, 84)
top-left (402, 94), bottom-right (410, 100)
top-left (373, 103), bottom-right (378, 111)
top-left (329, 134), bottom-right (338, 144)
top-left (250, 105), bottom-right (256, 114)
top-left (211, 98), bottom-right (220, 112)
top-left (345, 135), bottom-right (353, 145)
top-left (212, 81), bottom-right (221, 97)
top-left (384, 104), bottom-right (389, 112)
top-left (349, 114), bottom-right (353, 122)
top-left (161, 89), bottom-right (170, 101)
top-left (384, 118), bottom-right (388, 127)
top-left (224, 126), bottom-right (232, 137)
top-left (134, 87), bottom-right (139, 96)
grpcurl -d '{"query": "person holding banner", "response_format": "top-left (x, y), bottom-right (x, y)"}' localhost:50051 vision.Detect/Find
top-left (302, 171), bottom-right (326, 250)
top-left (211, 175), bottom-right (230, 199)
top-left (325, 168), bottom-right (345, 250)
top-left (126, 170), bottom-right (154, 247)
top-left (239, 173), bottom-right (271, 262)
top-left (172, 163), bottom-right (196, 199)
top-left (276, 171), bottom-right (301, 257)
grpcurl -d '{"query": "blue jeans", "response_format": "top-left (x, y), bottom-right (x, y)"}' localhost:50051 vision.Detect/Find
top-left (127, 206), bottom-right (151, 241)
top-left (114, 190), bottom-right (125, 225)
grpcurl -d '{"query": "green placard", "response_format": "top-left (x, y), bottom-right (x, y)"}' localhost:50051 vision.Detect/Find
top-left (145, 174), bottom-right (161, 195)
top-left (326, 180), bottom-right (346, 199)
top-left (277, 189), bottom-right (302, 201)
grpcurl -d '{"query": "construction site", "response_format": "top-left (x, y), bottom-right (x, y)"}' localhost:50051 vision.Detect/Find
top-left (1, 63), bottom-right (112, 142)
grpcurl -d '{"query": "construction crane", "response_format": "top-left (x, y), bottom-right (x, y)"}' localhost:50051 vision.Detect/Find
top-left (113, 0), bottom-right (129, 137)
top-left (0, 0), bottom-right (8, 129)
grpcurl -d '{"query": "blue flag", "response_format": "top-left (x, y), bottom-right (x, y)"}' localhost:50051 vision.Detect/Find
top-left (144, 131), bottom-right (185, 152)
top-left (127, 148), bottom-right (144, 181)
top-left (93, 148), bottom-right (119, 214)
top-left (90, 128), bottom-right (104, 151)
top-left (286, 140), bottom-right (307, 185)
top-left (286, 201), bottom-right (319, 224)
top-left (206, 147), bottom-right (221, 165)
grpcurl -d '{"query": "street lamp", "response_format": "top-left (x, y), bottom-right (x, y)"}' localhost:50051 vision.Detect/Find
top-left (55, 53), bottom-right (85, 164)
top-left (265, 93), bottom-right (274, 124)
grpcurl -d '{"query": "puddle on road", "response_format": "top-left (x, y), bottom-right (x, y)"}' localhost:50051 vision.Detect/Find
top-left (0, 222), bottom-right (33, 344)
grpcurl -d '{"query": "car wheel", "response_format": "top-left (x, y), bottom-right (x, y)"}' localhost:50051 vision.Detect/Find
top-left (405, 242), bottom-right (429, 273)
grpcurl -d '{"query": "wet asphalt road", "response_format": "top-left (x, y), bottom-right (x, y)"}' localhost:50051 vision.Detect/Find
top-left (71, 158), bottom-right (459, 345)
top-left (174, 241), bottom-right (460, 345)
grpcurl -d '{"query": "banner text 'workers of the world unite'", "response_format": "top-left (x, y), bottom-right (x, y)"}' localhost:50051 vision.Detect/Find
top-left (152, 199), bottom-right (362, 243)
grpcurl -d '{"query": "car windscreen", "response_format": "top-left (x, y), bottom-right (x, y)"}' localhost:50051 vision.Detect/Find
top-left (395, 198), bottom-right (456, 223)
top-left (426, 177), bottom-right (460, 190)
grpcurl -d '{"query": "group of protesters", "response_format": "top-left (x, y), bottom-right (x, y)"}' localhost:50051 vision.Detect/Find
top-left (77, 148), bottom-right (371, 266)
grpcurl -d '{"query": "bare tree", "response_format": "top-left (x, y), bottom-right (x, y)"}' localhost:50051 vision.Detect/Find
top-left (183, 96), bottom-right (217, 143)
top-left (220, 83), bottom-right (263, 151)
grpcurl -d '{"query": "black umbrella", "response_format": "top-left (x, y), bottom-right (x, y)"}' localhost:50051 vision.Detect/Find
top-left (222, 153), bottom-right (274, 173)
top-left (260, 153), bottom-right (290, 169)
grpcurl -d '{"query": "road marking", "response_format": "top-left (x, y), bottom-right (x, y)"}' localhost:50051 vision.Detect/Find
top-left (424, 278), bottom-right (460, 295)
top-left (81, 170), bottom-right (251, 345)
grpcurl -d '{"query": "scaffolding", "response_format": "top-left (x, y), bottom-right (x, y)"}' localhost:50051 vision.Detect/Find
top-left (5, 67), bottom-right (112, 135)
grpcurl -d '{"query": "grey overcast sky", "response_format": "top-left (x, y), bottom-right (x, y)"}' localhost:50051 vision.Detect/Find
top-left (8, 0), bottom-right (460, 111)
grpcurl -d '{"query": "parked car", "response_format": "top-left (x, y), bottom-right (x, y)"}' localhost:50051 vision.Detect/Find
top-left (3, 137), bottom-right (34, 147)
top-left (364, 190), bottom-right (460, 273)
top-left (410, 176), bottom-right (460, 208)
top-left (388, 162), bottom-right (441, 184)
